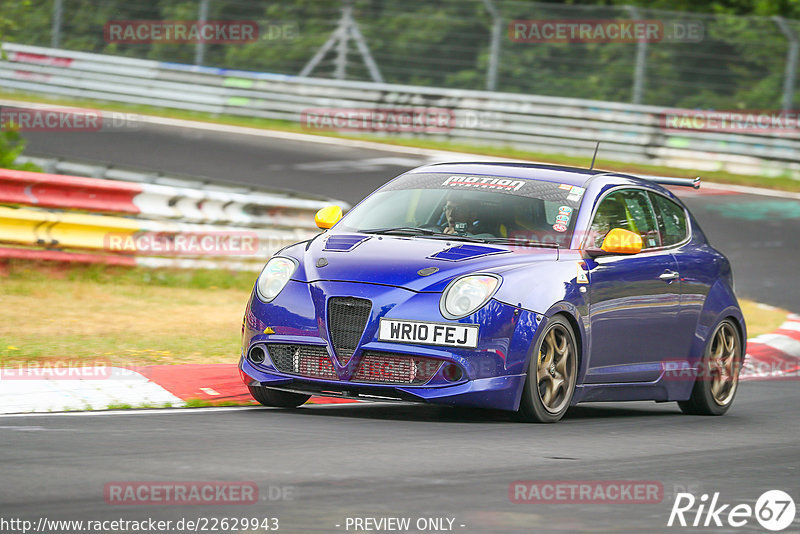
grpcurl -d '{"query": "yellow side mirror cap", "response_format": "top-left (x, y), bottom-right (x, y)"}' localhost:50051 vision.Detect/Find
top-left (601, 228), bottom-right (643, 255)
top-left (315, 205), bottom-right (343, 229)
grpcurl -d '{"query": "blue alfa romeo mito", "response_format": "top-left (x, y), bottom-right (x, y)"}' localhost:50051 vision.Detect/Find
top-left (239, 162), bottom-right (745, 422)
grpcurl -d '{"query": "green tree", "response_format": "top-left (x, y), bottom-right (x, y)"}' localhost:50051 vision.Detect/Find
top-left (0, 129), bottom-right (41, 171)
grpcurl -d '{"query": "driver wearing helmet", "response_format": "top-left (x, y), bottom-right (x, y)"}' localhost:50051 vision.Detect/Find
top-left (442, 192), bottom-right (479, 235)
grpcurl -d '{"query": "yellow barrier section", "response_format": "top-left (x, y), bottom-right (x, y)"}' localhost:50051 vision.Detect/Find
top-left (0, 206), bottom-right (140, 250)
top-left (0, 206), bottom-right (55, 246)
top-left (48, 211), bottom-right (140, 250)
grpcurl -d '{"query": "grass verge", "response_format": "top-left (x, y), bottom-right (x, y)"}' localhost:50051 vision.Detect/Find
top-left (0, 261), bottom-right (791, 368)
top-left (2, 91), bottom-right (800, 193)
top-left (0, 260), bottom-right (255, 366)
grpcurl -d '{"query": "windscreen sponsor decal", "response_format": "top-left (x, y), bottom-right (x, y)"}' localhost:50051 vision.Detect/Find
top-left (556, 205), bottom-right (573, 224)
top-left (442, 175), bottom-right (525, 191)
top-left (553, 205), bottom-right (572, 232)
top-left (566, 186), bottom-right (586, 202)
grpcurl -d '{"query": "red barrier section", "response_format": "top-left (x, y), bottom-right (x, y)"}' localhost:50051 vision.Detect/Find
top-left (133, 363), bottom-right (358, 405)
top-left (8, 51), bottom-right (74, 67)
top-left (0, 246), bottom-right (137, 266)
top-left (0, 168), bottom-right (142, 213)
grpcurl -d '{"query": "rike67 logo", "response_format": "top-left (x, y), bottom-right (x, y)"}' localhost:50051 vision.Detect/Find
top-left (668, 490), bottom-right (796, 531)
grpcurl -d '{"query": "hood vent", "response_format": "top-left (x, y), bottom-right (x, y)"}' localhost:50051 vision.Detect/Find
top-left (429, 244), bottom-right (508, 262)
top-left (324, 234), bottom-right (370, 252)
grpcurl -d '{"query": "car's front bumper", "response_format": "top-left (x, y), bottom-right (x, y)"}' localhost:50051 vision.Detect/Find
top-left (240, 280), bottom-right (544, 412)
top-left (239, 356), bottom-right (526, 411)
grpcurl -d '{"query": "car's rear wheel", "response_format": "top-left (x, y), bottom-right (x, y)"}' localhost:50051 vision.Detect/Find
top-left (678, 319), bottom-right (742, 416)
top-left (518, 315), bottom-right (578, 423)
top-left (248, 386), bottom-right (310, 408)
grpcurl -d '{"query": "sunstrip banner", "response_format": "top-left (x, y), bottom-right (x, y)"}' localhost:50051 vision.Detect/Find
top-left (442, 175), bottom-right (525, 191)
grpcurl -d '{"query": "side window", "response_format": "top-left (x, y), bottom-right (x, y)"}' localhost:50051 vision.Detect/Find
top-left (589, 189), bottom-right (661, 249)
top-left (650, 193), bottom-right (689, 246)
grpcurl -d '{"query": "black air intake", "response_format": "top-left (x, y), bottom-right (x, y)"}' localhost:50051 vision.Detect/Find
top-left (327, 297), bottom-right (372, 364)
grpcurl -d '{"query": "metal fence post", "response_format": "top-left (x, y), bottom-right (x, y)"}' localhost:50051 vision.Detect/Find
top-left (51, 0), bottom-right (63, 49)
top-left (334, 1), bottom-right (352, 80)
top-left (628, 6), bottom-right (647, 105)
top-left (774, 16), bottom-right (799, 111)
top-left (483, 0), bottom-right (501, 92)
top-left (300, 0), bottom-right (382, 83)
top-left (194, 0), bottom-right (210, 66)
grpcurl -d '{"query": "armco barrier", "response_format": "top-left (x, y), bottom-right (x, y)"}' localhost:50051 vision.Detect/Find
top-left (2, 42), bottom-right (800, 179)
top-left (0, 205), bottom-right (310, 257)
top-left (0, 168), bottom-right (141, 213)
top-left (0, 167), bottom-right (331, 230)
top-left (0, 168), bottom-right (341, 269)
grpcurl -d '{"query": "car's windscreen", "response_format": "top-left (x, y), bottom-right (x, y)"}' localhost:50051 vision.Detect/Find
top-left (337, 172), bottom-right (585, 247)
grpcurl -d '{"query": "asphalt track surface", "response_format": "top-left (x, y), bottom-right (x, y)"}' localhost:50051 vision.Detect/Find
top-left (1, 382), bottom-right (798, 533)
top-left (3, 122), bottom-right (798, 533)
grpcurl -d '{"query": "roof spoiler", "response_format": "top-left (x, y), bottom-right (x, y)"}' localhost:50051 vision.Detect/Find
top-left (639, 175), bottom-right (701, 189)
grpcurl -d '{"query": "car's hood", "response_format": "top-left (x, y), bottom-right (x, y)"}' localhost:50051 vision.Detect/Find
top-left (284, 233), bottom-right (560, 293)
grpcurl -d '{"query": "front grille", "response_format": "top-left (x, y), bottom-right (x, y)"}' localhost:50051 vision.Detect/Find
top-left (352, 352), bottom-right (442, 385)
top-left (327, 297), bottom-right (372, 364)
top-left (267, 344), bottom-right (338, 380)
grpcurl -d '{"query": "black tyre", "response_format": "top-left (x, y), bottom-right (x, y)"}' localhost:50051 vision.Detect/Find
top-left (678, 319), bottom-right (742, 416)
top-left (248, 386), bottom-right (310, 408)
top-left (518, 315), bottom-right (578, 423)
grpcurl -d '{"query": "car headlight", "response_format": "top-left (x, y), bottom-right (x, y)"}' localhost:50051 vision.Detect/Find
top-left (440, 274), bottom-right (501, 319)
top-left (256, 257), bottom-right (298, 302)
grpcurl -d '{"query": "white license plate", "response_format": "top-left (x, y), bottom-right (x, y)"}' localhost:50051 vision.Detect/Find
top-left (378, 319), bottom-right (479, 348)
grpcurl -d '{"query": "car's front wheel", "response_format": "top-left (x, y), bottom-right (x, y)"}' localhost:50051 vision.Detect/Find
top-left (518, 315), bottom-right (578, 423)
top-left (678, 319), bottom-right (742, 416)
top-left (248, 386), bottom-right (310, 408)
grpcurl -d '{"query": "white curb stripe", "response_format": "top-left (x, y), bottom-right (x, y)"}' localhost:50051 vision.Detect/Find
top-left (0, 406), bottom-right (261, 418)
top-left (778, 321), bottom-right (800, 332)
top-left (0, 367), bottom-right (184, 414)
top-left (746, 335), bottom-right (800, 359)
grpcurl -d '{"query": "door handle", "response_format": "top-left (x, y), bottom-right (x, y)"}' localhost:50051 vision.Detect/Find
top-left (659, 270), bottom-right (680, 281)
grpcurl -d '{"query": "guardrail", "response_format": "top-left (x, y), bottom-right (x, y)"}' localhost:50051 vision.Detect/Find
top-left (2, 42), bottom-right (800, 180)
top-left (0, 167), bottom-right (339, 270)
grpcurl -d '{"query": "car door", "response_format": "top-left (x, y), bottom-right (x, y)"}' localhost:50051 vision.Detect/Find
top-left (583, 187), bottom-right (682, 383)
top-left (648, 191), bottom-right (698, 362)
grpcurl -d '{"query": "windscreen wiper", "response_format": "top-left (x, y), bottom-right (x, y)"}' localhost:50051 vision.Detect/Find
top-left (361, 226), bottom-right (440, 236)
top-left (360, 227), bottom-right (487, 243)
top-left (480, 237), bottom-right (560, 249)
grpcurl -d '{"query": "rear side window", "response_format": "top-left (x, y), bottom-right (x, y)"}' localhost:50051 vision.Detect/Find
top-left (650, 193), bottom-right (689, 246)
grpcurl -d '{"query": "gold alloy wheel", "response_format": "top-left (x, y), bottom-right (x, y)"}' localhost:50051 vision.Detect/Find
top-left (536, 324), bottom-right (576, 414)
top-left (708, 322), bottom-right (741, 406)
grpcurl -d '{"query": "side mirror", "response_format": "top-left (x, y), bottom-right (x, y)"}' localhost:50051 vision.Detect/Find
top-left (585, 228), bottom-right (643, 257)
top-left (315, 205), bottom-right (343, 229)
